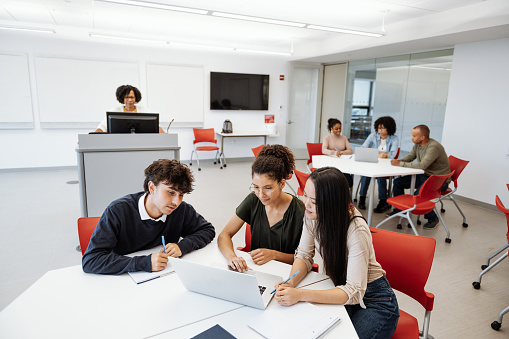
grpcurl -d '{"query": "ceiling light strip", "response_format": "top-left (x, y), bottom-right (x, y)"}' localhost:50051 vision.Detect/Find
top-left (0, 26), bottom-right (55, 34)
top-left (211, 12), bottom-right (306, 28)
top-left (307, 25), bottom-right (383, 38)
top-left (96, 0), bottom-right (208, 15)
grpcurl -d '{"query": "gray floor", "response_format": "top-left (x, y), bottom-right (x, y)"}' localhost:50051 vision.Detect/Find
top-left (1, 160), bottom-right (508, 338)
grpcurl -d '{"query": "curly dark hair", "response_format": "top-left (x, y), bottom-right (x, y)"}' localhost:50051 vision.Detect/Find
top-left (143, 159), bottom-right (194, 194)
top-left (327, 118), bottom-right (342, 132)
top-left (252, 144), bottom-right (295, 182)
top-left (374, 116), bottom-right (397, 136)
top-left (116, 85), bottom-right (142, 104)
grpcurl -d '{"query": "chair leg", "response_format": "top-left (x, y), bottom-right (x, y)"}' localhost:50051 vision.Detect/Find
top-left (473, 252), bottom-right (508, 289)
top-left (374, 208), bottom-right (417, 235)
top-left (354, 180), bottom-right (361, 203)
top-left (435, 207), bottom-right (451, 243)
top-left (492, 305), bottom-right (509, 330)
top-left (189, 150), bottom-right (195, 166)
top-left (420, 310), bottom-right (434, 339)
top-left (449, 195), bottom-right (468, 227)
top-left (286, 182), bottom-right (297, 196)
top-left (483, 242), bottom-right (509, 269)
top-left (195, 151), bottom-right (201, 171)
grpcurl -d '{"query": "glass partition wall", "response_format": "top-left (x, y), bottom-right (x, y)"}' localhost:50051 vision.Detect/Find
top-left (344, 49), bottom-right (453, 153)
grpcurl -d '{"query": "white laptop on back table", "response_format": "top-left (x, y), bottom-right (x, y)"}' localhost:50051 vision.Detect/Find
top-left (168, 257), bottom-right (282, 310)
top-left (355, 147), bottom-right (379, 163)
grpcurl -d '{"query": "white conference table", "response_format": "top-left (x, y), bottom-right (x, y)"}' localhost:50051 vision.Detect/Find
top-left (0, 244), bottom-right (358, 339)
top-left (216, 132), bottom-right (274, 168)
top-left (313, 155), bottom-right (424, 226)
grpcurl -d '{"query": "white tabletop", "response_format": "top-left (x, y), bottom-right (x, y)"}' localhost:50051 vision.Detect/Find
top-left (216, 131), bottom-right (272, 137)
top-left (0, 244), bottom-right (357, 339)
top-left (312, 155), bottom-right (424, 178)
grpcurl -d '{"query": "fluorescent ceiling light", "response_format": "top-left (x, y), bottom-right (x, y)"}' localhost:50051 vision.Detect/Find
top-left (96, 0), bottom-right (208, 15)
top-left (233, 48), bottom-right (292, 56)
top-left (0, 26), bottom-right (55, 34)
top-left (212, 12), bottom-right (306, 28)
top-left (307, 25), bottom-right (383, 38)
top-left (89, 33), bottom-right (167, 44)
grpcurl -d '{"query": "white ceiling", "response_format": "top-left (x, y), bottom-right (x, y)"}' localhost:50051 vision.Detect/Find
top-left (1, 0), bottom-right (508, 61)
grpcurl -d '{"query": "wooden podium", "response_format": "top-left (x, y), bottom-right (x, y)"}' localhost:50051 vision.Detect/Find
top-left (76, 134), bottom-right (180, 217)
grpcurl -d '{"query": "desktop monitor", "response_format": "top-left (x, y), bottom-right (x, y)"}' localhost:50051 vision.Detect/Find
top-left (106, 112), bottom-right (159, 134)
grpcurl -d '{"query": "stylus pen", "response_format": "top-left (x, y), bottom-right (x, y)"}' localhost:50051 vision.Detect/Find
top-left (270, 270), bottom-right (300, 294)
top-left (162, 235), bottom-right (166, 254)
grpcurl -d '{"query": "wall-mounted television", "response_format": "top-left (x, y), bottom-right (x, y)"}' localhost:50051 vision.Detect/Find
top-left (210, 72), bottom-right (269, 110)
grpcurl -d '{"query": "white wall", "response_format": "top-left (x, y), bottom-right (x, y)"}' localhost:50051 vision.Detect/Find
top-left (0, 32), bottom-right (290, 169)
top-left (442, 38), bottom-right (509, 205)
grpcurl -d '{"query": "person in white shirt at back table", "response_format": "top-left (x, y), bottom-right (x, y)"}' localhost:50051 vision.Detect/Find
top-left (95, 84), bottom-right (165, 133)
top-left (322, 118), bottom-right (354, 187)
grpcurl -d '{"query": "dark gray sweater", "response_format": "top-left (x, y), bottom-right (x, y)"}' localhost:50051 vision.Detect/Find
top-left (82, 192), bottom-right (215, 275)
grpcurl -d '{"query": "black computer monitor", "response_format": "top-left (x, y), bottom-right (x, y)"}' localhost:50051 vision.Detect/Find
top-left (106, 112), bottom-right (159, 134)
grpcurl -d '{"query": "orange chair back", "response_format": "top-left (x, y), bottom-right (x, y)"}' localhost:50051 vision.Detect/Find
top-left (252, 145), bottom-right (264, 157)
top-left (77, 217), bottom-right (100, 256)
top-left (413, 171), bottom-right (454, 205)
top-left (495, 187), bottom-right (509, 242)
top-left (395, 147), bottom-right (400, 160)
top-left (370, 227), bottom-right (436, 311)
top-left (193, 128), bottom-right (217, 144)
top-left (306, 143), bottom-right (323, 166)
top-left (448, 156), bottom-right (469, 187)
top-left (237, 223), bottom-right (252, 252)
top-left (294, 169), bottom-right (309, 196)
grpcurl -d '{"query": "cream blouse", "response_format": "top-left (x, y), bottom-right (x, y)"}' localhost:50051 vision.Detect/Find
top-left (294, 209), bottom-right (385, 308)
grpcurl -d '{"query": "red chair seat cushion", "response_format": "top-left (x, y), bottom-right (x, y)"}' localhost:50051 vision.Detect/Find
top-left (392, 310), bottom-right (419, 339)
top-left (196, 146), bottom-right (219, 151)
top-left (387, 195), bottom-right (435, 215)
top-left (442, 188), bottom-right (452, 195)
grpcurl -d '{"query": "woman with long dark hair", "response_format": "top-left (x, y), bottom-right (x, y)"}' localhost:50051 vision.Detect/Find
top-left (274, 167), bottom-right (399, 338)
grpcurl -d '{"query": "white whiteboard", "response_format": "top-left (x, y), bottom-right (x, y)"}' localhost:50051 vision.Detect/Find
top-left (34, 57), bottom-right (139, 126)
top-left (146, 64), bottom-right (204, 124)
top-left (0, 54), bottom-right (34, 128)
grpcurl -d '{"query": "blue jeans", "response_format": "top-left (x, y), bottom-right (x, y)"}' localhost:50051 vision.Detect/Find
top-left (345, 276), bottom-right (399, 339)
top-left (393, 174), bottom-right (449, 221)
top-left (360, 176), bottom-right (388, 200)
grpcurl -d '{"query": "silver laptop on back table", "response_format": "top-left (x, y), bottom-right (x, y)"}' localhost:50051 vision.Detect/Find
top-left (355, 147), bottom-right (379, 163)
top-left (169, 257), bottom-right (282, 310)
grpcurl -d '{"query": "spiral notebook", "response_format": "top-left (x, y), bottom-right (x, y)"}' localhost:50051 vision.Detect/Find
top-left (248, 302), bottom-right (341, 339)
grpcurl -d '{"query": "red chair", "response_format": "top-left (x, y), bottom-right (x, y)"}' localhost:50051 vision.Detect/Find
top-left (189, 128), bottom-right (223, 171)
top-left (294, 169), bottom-right (309, 197)
top-left (252, 144), bottom-right (297, 196)
top-left (77, 217), bottom-right (100, 256)
top-left (251, 145), bottom-right (264, 157)
top-left (370, 227), bottom-right (436, 339)
top-left (375, 172), bottom-right (454, 243)
top-left (472, 185), bottom-right (509, 330)
top-left (306, 142), bottom-right (323, 172)
top-left (237, 222), bottom-right (319, 272)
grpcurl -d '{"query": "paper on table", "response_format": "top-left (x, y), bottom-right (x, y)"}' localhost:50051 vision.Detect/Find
top-left (248, 302), bottom-right (341, 339)
top-left (126, 247), bottom-right (175, 284)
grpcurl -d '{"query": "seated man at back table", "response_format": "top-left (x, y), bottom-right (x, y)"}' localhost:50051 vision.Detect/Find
top-left (387, 124), bottom-right (451, 230)
top-left (82, 159), bottom-right (215, 275)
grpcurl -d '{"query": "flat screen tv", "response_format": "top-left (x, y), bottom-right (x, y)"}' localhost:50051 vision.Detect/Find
top-left (106, 112), bottom-right (159, 134)
top-left (210, 72), bottom-right (269, 110)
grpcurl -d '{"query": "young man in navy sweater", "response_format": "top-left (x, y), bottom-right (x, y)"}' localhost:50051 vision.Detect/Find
top-left (82, 159), bottom-right (215, 275)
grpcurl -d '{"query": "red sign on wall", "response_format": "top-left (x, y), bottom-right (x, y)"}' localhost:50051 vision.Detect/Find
top-left (265, 114), bottom-right (275, 123)
top-left (279, 75), bottom-right (285, 81)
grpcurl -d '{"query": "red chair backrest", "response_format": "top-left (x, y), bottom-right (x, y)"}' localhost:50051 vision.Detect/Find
top-left (306, 143), bottom-right (323, 165)
top-left (252, 145), bottom-right (264, 157)
top-left (294, 169), bottom-right (309, 196)
top-left (370, 227), bottom-right (436, 311)
top-left (77, 217), bottom-right (100, 256)
top-left (193, 128), bottom-right (217, 144)
top-left (414, 171), bottom-right (454, 205)
top-left (395, 147), bottom-right (400, 160)
top-left (448, 155), bottom-right (469, 187)
top-left (241, 223), bottom-right (252, 252)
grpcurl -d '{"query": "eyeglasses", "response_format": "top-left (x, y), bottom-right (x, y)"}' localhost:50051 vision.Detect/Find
top-left (124, 96), bottom-right (136, 100)
top-left (249, 184), bottom-right (277, 196)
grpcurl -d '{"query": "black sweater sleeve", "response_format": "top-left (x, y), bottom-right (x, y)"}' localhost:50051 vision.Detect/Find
top-left (82, 203), bottom-right (152, 275)
top-left (176, 203), bottom-right (216, 255)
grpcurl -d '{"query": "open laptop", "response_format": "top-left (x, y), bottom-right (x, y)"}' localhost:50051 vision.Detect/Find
top-left (355, 147), bottom-right (379, 163)
top-left (169, 257), bottom-right (282, 310)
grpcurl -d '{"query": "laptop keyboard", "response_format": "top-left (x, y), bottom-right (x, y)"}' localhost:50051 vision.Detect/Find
top-left (258, 285), bottom-right (266, 295)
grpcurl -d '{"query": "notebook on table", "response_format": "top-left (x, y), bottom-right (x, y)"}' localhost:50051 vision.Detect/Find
top-left (126, 248), bottom-right (175, 284)
top-left (355, 147), bottom-right (379, 163)
top-left (168, 257), bottom-right (282, 310)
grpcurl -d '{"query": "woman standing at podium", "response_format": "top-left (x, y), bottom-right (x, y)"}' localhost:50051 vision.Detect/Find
top-left (95, 84), bottom-right (164, 133)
